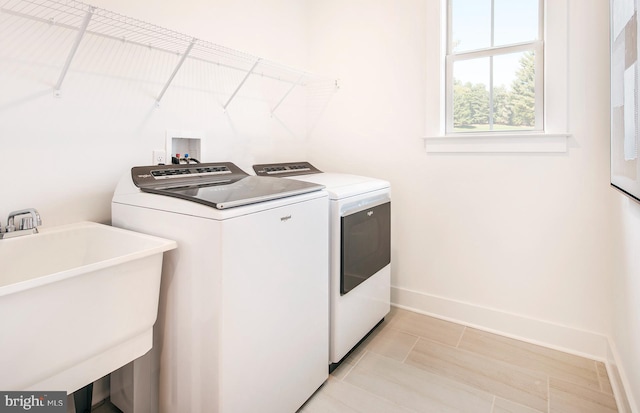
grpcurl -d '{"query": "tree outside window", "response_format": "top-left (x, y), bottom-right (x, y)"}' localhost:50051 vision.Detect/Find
top-left (446, 0), bottom-right (543, 134)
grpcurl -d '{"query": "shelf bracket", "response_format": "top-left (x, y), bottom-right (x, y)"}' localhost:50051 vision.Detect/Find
top-left (270, 73), bottom-right (305, 116)
top-left (54, 6), bottom-right (94, 97)
top-left (223, 58), bottom-right (261, 111)
top-left (155, 38), bottom-right (197, 105)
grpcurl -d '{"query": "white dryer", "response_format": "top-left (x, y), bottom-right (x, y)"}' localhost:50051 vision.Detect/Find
top-left (110, 162), bottom-right (329, 413)
top-left (253, 162), bottom-right (390, 369)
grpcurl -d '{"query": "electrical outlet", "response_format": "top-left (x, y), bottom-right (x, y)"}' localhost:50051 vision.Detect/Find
top-left (152, 150), bottom-right (166, 165)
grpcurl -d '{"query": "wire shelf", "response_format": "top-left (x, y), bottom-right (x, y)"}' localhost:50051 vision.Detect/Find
top-left (0, 0), bottom-right (335, 105)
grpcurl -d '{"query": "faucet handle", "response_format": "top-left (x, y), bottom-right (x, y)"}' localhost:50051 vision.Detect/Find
top-left (20, 217), bottom-right (34, 230)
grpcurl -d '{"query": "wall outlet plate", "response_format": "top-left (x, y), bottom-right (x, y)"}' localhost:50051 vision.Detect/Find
top-left (152, 150), bottom-right (166, 165)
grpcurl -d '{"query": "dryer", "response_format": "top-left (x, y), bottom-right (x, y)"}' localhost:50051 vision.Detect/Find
top-left (253, 162), bottom-right (391, 369)
top-left (110, 162), bottom-right (329, 413)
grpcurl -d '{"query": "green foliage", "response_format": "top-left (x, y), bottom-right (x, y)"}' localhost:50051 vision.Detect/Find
top-left (453, 80), bottom-right (473, 126)
top-left (509, 51), bottom-right (535, 127)
top-left (452, 51), bottom-right (535, 130)
top-left (493, 85), bottom-right (512, 125)
top-left (453, 80), bottom-right (489, 127)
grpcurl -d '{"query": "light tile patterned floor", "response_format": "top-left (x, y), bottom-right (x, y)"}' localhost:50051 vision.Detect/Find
top-left (299, 307), bottom-right (618, 413)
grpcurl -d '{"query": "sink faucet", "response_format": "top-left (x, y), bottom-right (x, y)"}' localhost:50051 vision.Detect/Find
top-left (1, 208), bottom-right (42, 239)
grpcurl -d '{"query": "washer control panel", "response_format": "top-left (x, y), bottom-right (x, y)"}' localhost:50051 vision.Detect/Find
top-left (150, 165), bottom-right (232, 179)
top-left (131, 162), bottom-right (245, 189)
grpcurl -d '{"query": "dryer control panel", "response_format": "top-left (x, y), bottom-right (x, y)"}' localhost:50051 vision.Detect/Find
top-left (253, 161), bottom-right (322, 177)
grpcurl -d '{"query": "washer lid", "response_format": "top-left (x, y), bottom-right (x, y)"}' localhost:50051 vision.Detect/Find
top-left (131, 163), bottom-right (324, 209)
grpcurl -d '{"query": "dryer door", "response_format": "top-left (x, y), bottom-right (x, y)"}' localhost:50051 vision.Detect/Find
top-left (340, 201), bottom-right (391, 295)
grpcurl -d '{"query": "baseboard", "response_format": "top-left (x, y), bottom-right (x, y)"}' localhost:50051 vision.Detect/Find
top-left (606, 339), bottom-right (637, 413)
top-left (391, 286), bottom-right (608, 360)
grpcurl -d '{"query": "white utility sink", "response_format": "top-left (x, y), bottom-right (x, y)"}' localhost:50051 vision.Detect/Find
top-left (0, 221), bottom-right (176, 393)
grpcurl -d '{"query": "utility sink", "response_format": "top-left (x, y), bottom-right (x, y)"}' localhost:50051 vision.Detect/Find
top-left (0, 221), bottom-right (176, 393)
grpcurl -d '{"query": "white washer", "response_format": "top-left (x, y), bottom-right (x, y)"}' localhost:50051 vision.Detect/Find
top-left (253, 162), bottom-right (391, 368)
top-left (110, 162), bottom-right (329, 413)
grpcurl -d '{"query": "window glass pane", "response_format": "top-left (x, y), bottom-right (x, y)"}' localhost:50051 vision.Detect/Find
top-left (452, 57), bottom-right (490, 131)
top-left (451, 0), bottom-right (491, 52)
top-left (494, 0), bottom-right (539, 46)
top-left (493, 51), bottom-right (536, 130)
top-left (451, 51), bottom-right (537, 133)
top-left (446, 0), bottom-right (542, 134)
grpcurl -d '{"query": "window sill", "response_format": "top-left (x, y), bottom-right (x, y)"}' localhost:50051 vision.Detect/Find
top-left (423, 132), bottom-right (571, 153)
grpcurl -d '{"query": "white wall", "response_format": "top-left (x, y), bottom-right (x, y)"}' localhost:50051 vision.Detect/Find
top-left (307, 0), bottom-right (614, 355)
top-left (0, 0), bottom-right (313, 227)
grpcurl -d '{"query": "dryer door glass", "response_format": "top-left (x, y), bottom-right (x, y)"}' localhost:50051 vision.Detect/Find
top-left (340, 201), bottom-right (390, 295)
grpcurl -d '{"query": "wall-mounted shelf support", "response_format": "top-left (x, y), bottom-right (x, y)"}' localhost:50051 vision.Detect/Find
top-left (271, 73), bottom-right (305, 116)
top-left (54, 6), bottom-right (94, 97)
top-left (155, 37), bottom-right (197, 106)
top-left (223, 58), bottom-right (261, 111)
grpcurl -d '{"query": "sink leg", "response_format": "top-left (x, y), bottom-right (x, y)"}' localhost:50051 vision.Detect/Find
top-left (73, 383), bottom-right (93, 413)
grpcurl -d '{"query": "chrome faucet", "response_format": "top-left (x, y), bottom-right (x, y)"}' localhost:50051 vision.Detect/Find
top-left (1, 208), bottom-right (42, 239)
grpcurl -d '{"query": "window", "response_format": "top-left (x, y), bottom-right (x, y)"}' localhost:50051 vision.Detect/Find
top-left (445, 0), bottom-right (544, 134)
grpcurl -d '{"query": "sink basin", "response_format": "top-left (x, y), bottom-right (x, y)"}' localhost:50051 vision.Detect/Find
top-left (0, 221), bottom-right (176, 393)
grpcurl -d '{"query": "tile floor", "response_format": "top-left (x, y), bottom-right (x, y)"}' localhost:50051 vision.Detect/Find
top-left (88, 307), bottom-right (620, 413)
top-left (299, 307), bottom-right (619, 413)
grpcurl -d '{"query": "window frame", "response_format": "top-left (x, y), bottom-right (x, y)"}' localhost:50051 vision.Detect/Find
top-left (424, 0), bottom-right (570, 153)
top-left (444, 0), bottom-right (545, 134)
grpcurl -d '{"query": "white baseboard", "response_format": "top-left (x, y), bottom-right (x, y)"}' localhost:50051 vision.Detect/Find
top-left (391, 286), bottom-right (638, 412)
top-left (391, 286), bottom-right (609, 360)
top-left (606, 339), bottom-right (637, 413)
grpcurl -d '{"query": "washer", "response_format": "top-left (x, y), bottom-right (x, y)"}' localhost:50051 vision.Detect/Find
top-left (253, 161), bottom-right (390, 369)
top-left (110, 162), bottom-right (329, 413)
